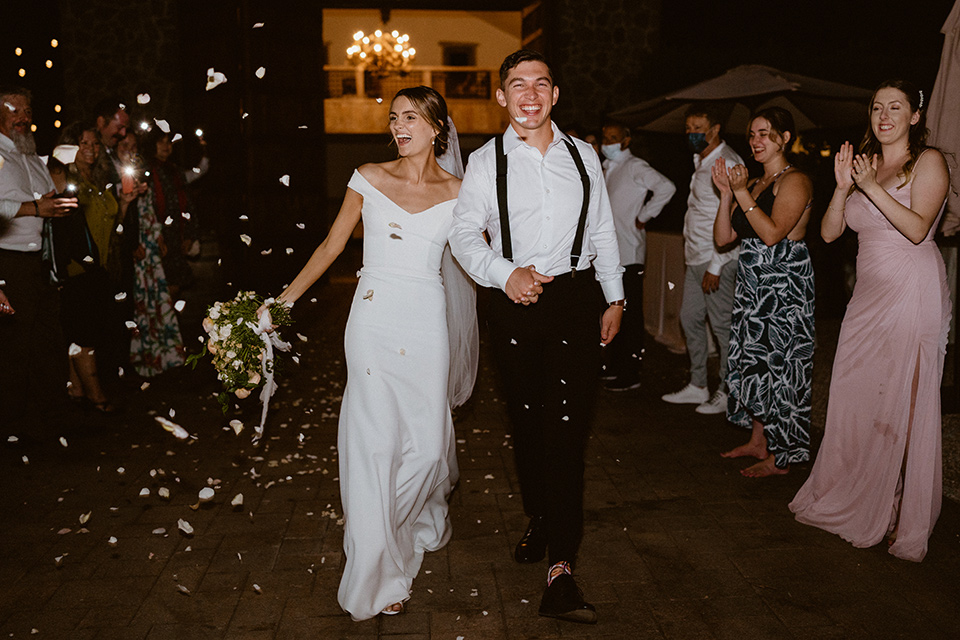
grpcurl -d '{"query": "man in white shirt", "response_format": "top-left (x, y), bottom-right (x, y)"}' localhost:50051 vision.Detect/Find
top-left (450, 49), bottom-right (624, 625)
top-left (0, 86), bottom-right (77, 428)
top-left (600, 123), bottom-right (676, 391)
top-left (662, 105), bottom-right (743, 414)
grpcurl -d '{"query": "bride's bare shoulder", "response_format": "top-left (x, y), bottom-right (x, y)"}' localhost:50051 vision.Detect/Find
top-left (357, 161), bottom-right (401, 185)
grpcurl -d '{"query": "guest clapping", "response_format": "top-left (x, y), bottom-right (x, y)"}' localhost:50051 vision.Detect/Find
top-left (790, 80), bottom-right (950, 561)
top-left (713, 107), bottom-right (815, 478)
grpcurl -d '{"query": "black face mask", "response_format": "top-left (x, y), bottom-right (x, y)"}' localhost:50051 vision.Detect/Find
top-left (686, 132), bottom-right (708, 154)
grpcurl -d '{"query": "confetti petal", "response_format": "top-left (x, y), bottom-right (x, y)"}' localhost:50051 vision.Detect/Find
top-left (198, 487), bottom-right (215, 503)
top-left (206, 68), bottom-right (228, 91)
top-left (255, 66), bottom-right (266, 79)
top-left (231, 493), bottom-right (244, 507)
top-left (240, 234), bottom-right (252, 246)
top-left (178, 519), bottom-right (194, 535)
top-left (174, 300), bottom-right (186, 312)
top-left (171, 133), bottom-right (182, 142)
top-left (59, 437), bottom-right (68, 447)
top-left (108, 536), bottom-right (118, 547)
top-left (137, 93), bottom-right (151, 104)
top-left (68, 343), bottom-right (82, 356)
top-left (158, 487), bottom-right (170, 499)
top-left (279, 174), bottom-right (290, 186)
top-left (155, 416), bottom-right (190, 440)
top-left (79, 512), bottom-right (91, 524)
top-left (154, 118), bottom-right (170, 133)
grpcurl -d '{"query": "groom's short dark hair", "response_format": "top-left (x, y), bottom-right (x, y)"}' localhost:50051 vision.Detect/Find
top-left (499, 49), bottom-right (553, 88)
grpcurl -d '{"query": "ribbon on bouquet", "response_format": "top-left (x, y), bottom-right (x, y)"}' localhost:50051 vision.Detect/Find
top-left (249, 302), bottom-right (291, 445)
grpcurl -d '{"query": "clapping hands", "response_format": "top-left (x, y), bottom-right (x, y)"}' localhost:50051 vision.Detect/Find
top-left (835, 142), bottom-right (878, 191)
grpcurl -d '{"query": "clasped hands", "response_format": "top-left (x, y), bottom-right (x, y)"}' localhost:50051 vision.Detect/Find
top-left (505, 265), bottom-right (552, 305)
top-left (711, 158), bottom-right (750, 195)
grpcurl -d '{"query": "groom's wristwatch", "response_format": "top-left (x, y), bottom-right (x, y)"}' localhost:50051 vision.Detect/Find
top-left (609, 299), bottom-right (626, 310)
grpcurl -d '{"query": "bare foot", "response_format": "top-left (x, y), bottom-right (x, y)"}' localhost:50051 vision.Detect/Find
top-left (381, 602), bottom-right (404, 615)
top-left (740, 455), bottom-right (788, 478)
top-left (721, 442), bottom-right (768, 460)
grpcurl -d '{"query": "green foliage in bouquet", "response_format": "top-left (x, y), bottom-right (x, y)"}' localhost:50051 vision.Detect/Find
top-left (187, 291), bottom-right (293, 412)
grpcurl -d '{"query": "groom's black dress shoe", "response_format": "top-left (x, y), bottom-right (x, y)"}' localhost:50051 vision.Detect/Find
top-left (538, 574), bottom-right (597, 624)
top-left (514, 516), bottom-right (547, 563)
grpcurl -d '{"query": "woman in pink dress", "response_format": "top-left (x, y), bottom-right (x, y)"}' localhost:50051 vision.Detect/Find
top-left (789, 80), bottom-right (951, 561)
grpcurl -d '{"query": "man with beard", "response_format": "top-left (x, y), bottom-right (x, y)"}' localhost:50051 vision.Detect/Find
top-left (0, 86), bottom-right (77, 429)
top-left (93, 98), bottom-right (130, 189)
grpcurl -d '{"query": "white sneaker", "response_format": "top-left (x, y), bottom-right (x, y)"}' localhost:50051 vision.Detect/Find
top-left (661, 383), bottom-right (709, 405)
top-left (695, 389), bottom-right (728, 415)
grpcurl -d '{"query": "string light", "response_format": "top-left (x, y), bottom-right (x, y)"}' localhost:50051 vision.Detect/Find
top-left (54, 120), bottom-right (61, 128)
top-left (50, 39), bottom-right (58, 48)
top-left (18, 69), bottom-right (25, 78)
top-left (30, 124), bottom-right (37, 132)
top-left (45, 60), bottom-right (53, 69)
top-left (54, 105), bottom-right (61, 113)
top-left (14, 47), bottom-right (22, 56)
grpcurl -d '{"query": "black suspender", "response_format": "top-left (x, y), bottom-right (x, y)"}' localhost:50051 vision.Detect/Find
top-left (494, 134), bottom-right (590, 274)
top-left (495, 134), bottom-right (513, 262)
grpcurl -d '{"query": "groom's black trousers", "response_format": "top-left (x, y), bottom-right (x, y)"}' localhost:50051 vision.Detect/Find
top-left (487, 269), bottom-right (603, 566)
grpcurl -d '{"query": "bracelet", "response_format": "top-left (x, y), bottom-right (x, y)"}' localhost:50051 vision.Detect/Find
top-left (743, 204), bottom-right (758, 214)
top-left (32, 200), bottom-right (40, 217)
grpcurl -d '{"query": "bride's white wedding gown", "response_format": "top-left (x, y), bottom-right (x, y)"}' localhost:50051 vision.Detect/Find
top-left (336, 170), bottom-right (459, 620)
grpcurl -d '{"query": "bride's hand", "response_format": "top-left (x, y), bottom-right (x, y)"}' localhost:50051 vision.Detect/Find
top-left (255, 304), bottom-right (277, 333)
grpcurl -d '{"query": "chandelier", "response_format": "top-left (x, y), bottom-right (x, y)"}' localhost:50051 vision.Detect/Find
top-left (346, 29), bottom-right (416, 77)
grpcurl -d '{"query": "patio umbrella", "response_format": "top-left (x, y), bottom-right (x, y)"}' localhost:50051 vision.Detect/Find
top-left (611, 64), bottom-right (872, 133)
top-left (928, 0), bottom-right (960, 235)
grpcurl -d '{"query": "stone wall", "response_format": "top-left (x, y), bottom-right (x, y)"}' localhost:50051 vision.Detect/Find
top-left (59, 0), bottom-right (182, 124)
top-left (547, 0), bottom-right (661, 133)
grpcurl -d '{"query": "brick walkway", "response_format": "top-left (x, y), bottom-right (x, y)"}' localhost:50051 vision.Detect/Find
top-left (2, 271), bottom-right (959, 639)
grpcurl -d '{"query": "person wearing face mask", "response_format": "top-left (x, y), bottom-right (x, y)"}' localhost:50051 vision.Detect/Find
top-left (661, 104), bottom-right (743, 415)
top-left (600, 123), bottom-right (675, 391)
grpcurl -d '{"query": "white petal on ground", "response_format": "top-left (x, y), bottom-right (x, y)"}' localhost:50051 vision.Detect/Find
top-left (117, 467), bottom-right (125, 474)
top-left (260, 248), bottom-right (272, 255)
top-left (22, 455), bottom-right (28, 465)
top-left (178, 519), bottom-right (194, 535)
top-left (114, 292), bottom-right (127, 301)
top-left (176, 584), bottom-right (191, 596)
top-left (296, 223), bottom-right (305, 229)
top-left (7, 436), bottom-right (18, 443)
top-left (253, 583), bottom-right (263, 594)
top-left (253, 22), bottom-right (264, 28)
top-left (154, 119), bottom-right (170, 133)
top-left (107, 536), bottom-right (118, 547)
top-left (229, 419), bottom-right (244, 435)
top-left (79, 512), bottom-right (91, 524)
top-left (198, 487), bottom-right (215, 503)
top-left (279, 174), bottom-right (290, 186)
top-left (240, 234), bottom-right (252, 246)
top-left (152, 527), bottom-right (166, 535)
top-left (285, 247), bottom-right (294, 255)
top-left (137, 93), bottom-right (150, 104)
top-left (54, 555), bottom-right (66, 567)
top-left (158, 487), bottom-right (170, 499)
top-left (155, 416), bottom-right (190, 440)
top-left (667, 281), bottom-right (675, 290)
top-left (139, 488), bottom-right (150, 497)
top-left (231, 493), bottom-right (244, 507)
top-left (255, 66), bottom-right (266, 78)
top-left (140, 382), bottom-right (150, 391)
top-left (59, 437), bottom-right (68, 447)
top-left (68, 343), bottom-right (82, 356)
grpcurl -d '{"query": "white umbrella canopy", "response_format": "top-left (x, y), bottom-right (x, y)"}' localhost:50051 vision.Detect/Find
top-left (612, 64), bottom-right (873, 133)
top-left (928, 0), bottom-right (960, 235)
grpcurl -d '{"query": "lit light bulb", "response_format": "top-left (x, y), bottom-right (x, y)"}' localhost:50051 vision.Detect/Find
top-left (373, 44), bottom-right (382, 52)
top-left (374, 29), bottom-right (382, 37)
top-left (362, 36), bottom-right (369, 44)
top-left (54, 104), bottom-right (61, 113)
top-left (359, 52), bottom-right (366, 59)
top-left (54, 120), bottom-right (61, 128)
top-left (392, 30), bottom-right (399, 37)
top-left (45, 60), bottom-right (53, 69)
top-left (30, 124), bottom-right (37, 132)
top-left (14, 47), bottom-right (22, 56)
top-left (124, 166), bottom-right (135, 176)
top-left (353, 31), bottom-right (363, 41)
top-left (18, 68), bottom-right (25, 78)
top-left (195, 128), bottom-right (204, 138)
top-left (409, 48), bottom-right (416, 56)
top-left (51, 39), bottom-right (58, 48)
top-left (139, 121), bottom-right (149, 131)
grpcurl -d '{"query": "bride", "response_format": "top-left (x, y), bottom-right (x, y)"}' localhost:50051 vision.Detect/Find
top-left (267, 86), bottom-right (477, 618)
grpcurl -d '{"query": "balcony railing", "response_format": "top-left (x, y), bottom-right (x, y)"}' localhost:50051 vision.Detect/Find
top-left (325, 65), bottom-right (494, 100)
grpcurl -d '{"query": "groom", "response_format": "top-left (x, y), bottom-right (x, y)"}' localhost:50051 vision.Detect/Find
top-left (450, 49), bottom-right (624, 624)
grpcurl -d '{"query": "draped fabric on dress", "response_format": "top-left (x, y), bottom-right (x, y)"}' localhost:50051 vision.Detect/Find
top-left (129, 192), bottom-right (185, 376)
top-left (790, 177), bottom-right (950, 562)
top-left (337, 171), bottom-right (460, 620)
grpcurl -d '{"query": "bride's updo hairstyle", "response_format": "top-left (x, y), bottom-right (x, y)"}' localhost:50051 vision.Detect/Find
top-left (392, 86), bottom-right (451, 157)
